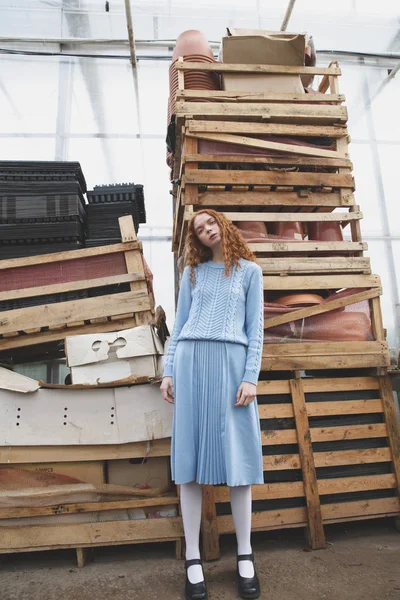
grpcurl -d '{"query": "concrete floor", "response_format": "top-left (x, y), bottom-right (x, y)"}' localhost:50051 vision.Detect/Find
top-left (0, 519), bottom-right (399, 600)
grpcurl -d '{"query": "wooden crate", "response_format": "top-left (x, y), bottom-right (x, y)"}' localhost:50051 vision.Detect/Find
top-left (0, 438), bottom-right (183, 566)
top-left (200, 375), bottom-right (400, 560)
top-left (0, 216), bottom-right (155, 351)
top-left (261, 273), bottom-right (389, 371)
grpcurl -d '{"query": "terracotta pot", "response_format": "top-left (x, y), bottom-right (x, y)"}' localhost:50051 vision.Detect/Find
top-left (303, 311), bottom-right (371, 341)
top-left (308, 222), bottom-right (343, 241)
top-left (275, 293), bottom-right (324, 307)
top-left (172, 30), bottom-right (215, 61)
top-left (272, 221), bottom-right (304, 240)
top-left (236, 221), bottom-right (268, 235)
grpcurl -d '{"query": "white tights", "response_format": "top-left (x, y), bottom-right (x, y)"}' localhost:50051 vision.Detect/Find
top-left (180, 481), bottom-right (255, 583)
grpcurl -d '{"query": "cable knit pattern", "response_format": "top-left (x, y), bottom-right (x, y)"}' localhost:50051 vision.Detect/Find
top-left (163, 259), bottom-right (264, 385)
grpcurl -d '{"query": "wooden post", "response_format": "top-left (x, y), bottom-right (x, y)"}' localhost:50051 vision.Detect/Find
top-left (76, 547), bottom-right (93, 568)
top-left (118, 215), bottom-right (153, 325)
top-left (378, 376), bottom-right (400, 497)
top-left (290, 379), bottom-right (326, 549)
top-left (201, 485), bottom-right (220, 560)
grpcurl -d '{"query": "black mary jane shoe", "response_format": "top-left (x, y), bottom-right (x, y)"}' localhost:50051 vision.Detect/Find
top-left (185, 558), bottom-right (208, 600)
top-left (236, 554), bottom-right (261, 600)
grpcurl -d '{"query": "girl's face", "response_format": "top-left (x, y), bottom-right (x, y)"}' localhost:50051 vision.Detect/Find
top-left (193, 213), bottom-right (222, 249)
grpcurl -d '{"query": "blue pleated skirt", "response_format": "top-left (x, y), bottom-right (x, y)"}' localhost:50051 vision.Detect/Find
top-left (171, 340), bottom-right (263, 486)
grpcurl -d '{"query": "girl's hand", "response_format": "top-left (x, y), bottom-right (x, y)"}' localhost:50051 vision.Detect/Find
top-left (160, 376), bottom-right (174, 404)
top-left (235, 381), bottom-right (257, 407)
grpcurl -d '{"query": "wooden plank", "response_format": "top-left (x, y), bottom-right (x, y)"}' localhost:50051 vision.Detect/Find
top-left (0, 291), bottom-right (151, 336)
top-left (178, 90), bottom-right (345, 103)
top-left (263, 274), bottom-right (380, 290)
top-left (262, 354), bottom-right (389, 371)
top-left (184, 170), bottom-right (354, 189)
top-left (214, 474), bottom-right (396, 503)
top-left (379, 376), bottom-right (400, 495)
top-left (201, 485), bottom-right (220, 560)
top-left (217, 507), bottom-right (308, 534)
top-left (185, 153), bottom-right (353, 168)
top-left (261, 423), bottom-right (388, 446)
top-left (222, 211), bottom-right (361, 223)
top-left (290, 379), bottom-right (325, 548)
top-left (0, 242), bottom-right (139, 271)
top-left (0, 317), bottom-right (138, 351)
top-left (258, 257), bottom-right (371, 275)
top-left (176, 61), bottom-right (341, 76)
top-left (0, 439), bottom-right (172, 464)
top-left (322, 497), bottom-right (400, 522)
top-left (263, 341), bottom-right (387, 357)
top-left (0, 518), bottom-right (184, 551)
top-left (0, 496), bottom-right (180, 520)
top-left (192, 191), bottom-right (354, 207)
top-left (186, 132), bottom-right (342, 159)
top-left (0, 273), bottom-right (144, 302)
top-left (256, 377), bottom-right (381, 396)
top-left (187, 120), bottom-right (347, 138)
top-left (264, 288), bottom-right (381, 330)
top-left (263, 447), bottom-right (392, 471)
top-left (76, 547), bottom-right (92, 568)
top-left (250, 241), bottom-right (367, 253)
top-left (258, 399), bottom-right (383, 419)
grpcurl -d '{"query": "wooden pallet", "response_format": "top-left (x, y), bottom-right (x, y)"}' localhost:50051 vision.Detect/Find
top-left (0, 216), bottom-right (155, 351)
top-left (200, 375), bottom-right (400, 559)
top-left (0, 438), bottom-right (183, 566)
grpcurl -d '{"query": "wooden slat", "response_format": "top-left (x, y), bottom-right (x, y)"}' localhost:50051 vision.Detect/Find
top-left (184, 170), bottom-right (354, 188)
top-left (0, 496), bottom-right (180, 520)
top-left (0, 317), bottom-right (139, 351)
top-left (176, 61), bottom-right (341, 76)
top-left (263, 341), bottom-right (387, 357)
top-left (263, 274), bottom-right (380, 290)
top-left (223, 211), bottom-right (361, 223)
top-left (262, 447), bottom-right (391, 471)
top-left (186, 132), bottom-right (342, 159)
top-left (261, 423), bottom-right (388, 445)
top-left (258, 257), bottom-right (371, 275)
top-left (262, 353), bottom-right (389, 371)
top-left (0, 242), bottom-right (139, 271)
top-left (192, 191), bottom-right (353, 207)
top-left (0, 273), bottom-right (144, 302)
top-left (178, 90), bottom-right (345, 103)
top-left (0, 439), bottom-right (172, 464)
top-left (256, 377), bottom-right (380, 396)
top-left (217, 506), bottom-right (308, 534)
top-left (187, 120), bottom-right (347, 138)
top-left (258, 399), bottom-right (383, 419)
top-left (322, 497), bottom-right (400, 522)
top-left (290, 379), bottom-right (325, 548)
top-left (214, 474), bottom-right (396, 503)
top-left (379, 375), bottom-right (400, 495)
top-left (264, 288), bottom-right (381, 330)
top-left (185, 153), bottom-right (353, 168)
top-left (0, 291), bottom-right (151, 336)
top-left (250, 241), bottom-right (367, 253)
top-left (0, 518), bottom-right (184, 551)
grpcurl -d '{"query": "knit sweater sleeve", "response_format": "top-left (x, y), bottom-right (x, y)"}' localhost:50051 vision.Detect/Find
top-left (242, 264), bottom-right (264, 386)
top-left (163, 266), bottom-right (193, 378)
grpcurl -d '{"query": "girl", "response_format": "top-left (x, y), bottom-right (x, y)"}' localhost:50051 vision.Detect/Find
top-left (160, 209), bottom-right (264, 600)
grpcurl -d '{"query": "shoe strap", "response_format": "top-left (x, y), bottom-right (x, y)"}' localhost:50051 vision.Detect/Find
top-left (238, 553), bottom-right (254, 562)
top-left (185, 558), bottom-right (203, 569)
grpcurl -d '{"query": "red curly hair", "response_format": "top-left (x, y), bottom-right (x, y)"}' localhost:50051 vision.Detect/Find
top-left (185, 209), bottom-right (256, 282)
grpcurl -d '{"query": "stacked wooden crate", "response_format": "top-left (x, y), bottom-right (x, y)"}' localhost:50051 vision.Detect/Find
top-left (0, 216), bottom-right (183, 565)
top-left (171, 59), bottom-right (400, 557)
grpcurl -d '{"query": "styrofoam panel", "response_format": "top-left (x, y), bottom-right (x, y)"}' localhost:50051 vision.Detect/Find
top-left (0, 384), bottom-right (172, 446)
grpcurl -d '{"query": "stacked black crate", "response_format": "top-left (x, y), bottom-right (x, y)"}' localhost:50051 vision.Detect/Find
top-left (85, 183), bottom-right (147, 298)
top-left (0, 161), bottom-right (87, 260)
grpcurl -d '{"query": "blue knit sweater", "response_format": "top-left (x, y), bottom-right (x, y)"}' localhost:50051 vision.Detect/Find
top-left (163, 259), bottom-right (264, 385)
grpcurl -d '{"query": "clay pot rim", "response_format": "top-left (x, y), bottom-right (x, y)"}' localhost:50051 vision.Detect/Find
top-left (275, 293), bottom-right (324, 307)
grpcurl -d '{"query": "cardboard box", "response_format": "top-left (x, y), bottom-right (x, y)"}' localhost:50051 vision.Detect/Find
top-left (4, 461), bottom-right (105, 486)
top-left (107, 457), bottom-right (170, 490)
top-left (66, 325), bottom-right (164, 385)
top-left (222, 30), bottom-right (306, 94)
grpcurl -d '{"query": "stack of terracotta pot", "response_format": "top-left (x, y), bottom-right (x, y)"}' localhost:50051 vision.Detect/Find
top-left (167, 30), bottom-right (221, 168)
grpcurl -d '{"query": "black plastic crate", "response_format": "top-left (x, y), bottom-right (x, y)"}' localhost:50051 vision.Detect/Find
top-left (0, 161), bottom-right (87, 193)
top-left (0, 240), bottom-right (84, 260)
top-left (0, 221), bottom-right (84, 244)
top-left (0, 194), bottom-right (86, 223)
